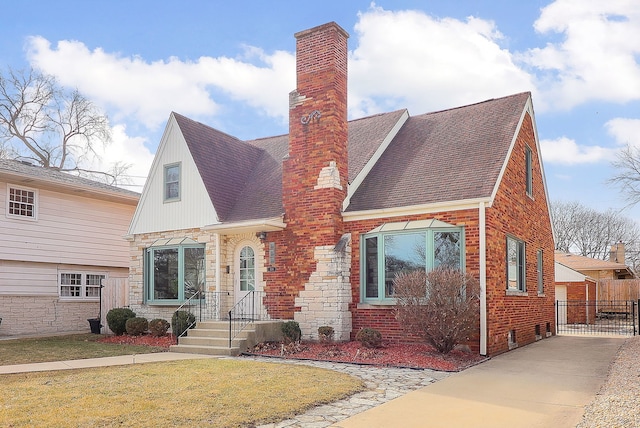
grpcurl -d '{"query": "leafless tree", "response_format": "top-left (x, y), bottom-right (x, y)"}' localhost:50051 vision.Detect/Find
top-left (0, 67), bottom-right (128, 184)
top-left (609, 144), bottom-right (640, 207)
top-left (393, 267), bottom-right (479, 354)
top-left (551, 200), bottom-right (640, 269)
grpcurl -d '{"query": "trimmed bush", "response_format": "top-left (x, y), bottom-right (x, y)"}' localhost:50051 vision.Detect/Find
top-left (281, 321), bottom-right (301, 343)
top-left (148, 318), bottom-right (171, 337)
top-left (106, 308), bottom-right (136, 336)
top-left (318, 326), bottom-right (334, 343)
top-left (125, 317), bottom-right (149, 336)
top-left (172, 310), bottom-right (196, 337)
top-left (393, 267), bottom-right (480, 354)
top-left (356, 327), bottom-right (382, 348)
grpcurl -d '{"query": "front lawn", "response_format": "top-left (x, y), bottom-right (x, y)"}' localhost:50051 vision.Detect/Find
top-left (0, 359), bottom-right (363, 427)
top-left (0, 334), bottom-right (168, 366)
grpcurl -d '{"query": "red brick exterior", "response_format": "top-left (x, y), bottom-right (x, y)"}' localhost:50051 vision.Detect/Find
top-left (262, 22), bottom-right (555, 356)
top-left (483, 113), bottom-right (556, 355)
top-left (265, 23), bottom-right (349, 319)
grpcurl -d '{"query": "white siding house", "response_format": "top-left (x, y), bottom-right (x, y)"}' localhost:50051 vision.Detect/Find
top-left (0, 159), bottom-right (139, 336)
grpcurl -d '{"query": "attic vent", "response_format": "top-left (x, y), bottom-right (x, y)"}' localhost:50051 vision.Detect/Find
top-left (19, 160), bottom-right (34, 166)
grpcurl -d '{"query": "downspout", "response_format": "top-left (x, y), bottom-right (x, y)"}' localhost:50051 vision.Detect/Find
top-left (215, 232), bottom-right (221, 294)
top-left (479, 202), bottom-right (487, 356)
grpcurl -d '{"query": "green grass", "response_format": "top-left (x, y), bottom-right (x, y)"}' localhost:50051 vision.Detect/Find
top-left (0, 334), bottom-right (167, 366)
top-left (0, 359), bottom-right (364, 427)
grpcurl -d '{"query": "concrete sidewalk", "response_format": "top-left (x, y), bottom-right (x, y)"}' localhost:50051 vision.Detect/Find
top-left (332, 335), bottom-right (625, 428)
top-left (0, 352), bottom-right (216, 374)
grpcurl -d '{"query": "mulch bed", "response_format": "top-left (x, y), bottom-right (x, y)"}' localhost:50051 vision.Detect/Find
top-left (96, 334), bottom-right (487, 372)
top-left (245, 341), bottom-right (487, 372)
top-left (97, 334), bottom-right (176, 348)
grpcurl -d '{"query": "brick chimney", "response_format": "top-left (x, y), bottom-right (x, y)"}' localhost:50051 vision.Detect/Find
top-left (283, 22), bottom-right (349, 245)
top-left (271, 22), bottom-right (352, 340)
top-left (609, 241), bottom-right (626, 264)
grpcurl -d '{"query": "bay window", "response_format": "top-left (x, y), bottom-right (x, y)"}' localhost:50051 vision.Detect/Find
top-left (145, 238), bottom-right (205, 303)
top-left (361, 220), bottom-right (464, 303)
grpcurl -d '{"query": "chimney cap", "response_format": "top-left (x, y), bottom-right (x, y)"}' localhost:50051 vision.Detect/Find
top-left (294, 21), bottom-right (349, 40)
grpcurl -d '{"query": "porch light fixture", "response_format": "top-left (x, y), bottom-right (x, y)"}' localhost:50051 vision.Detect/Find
top-left (257, 231), bottom-right (267, 241)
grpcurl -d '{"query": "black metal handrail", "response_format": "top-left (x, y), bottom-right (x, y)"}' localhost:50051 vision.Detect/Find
top-left (228, 291), bottom-right (266, 347)
top-left (174, 291), bottom-right (230, 340)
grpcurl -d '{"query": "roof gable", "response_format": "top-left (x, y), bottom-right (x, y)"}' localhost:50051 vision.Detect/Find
top-left (174, 113), bottom-right (265, 222)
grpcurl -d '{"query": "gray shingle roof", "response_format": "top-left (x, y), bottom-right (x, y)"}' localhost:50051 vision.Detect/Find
top-left (346, 92), bottom-right (530, 211)
top-left (0, 158), bottom-right (140, 201)
top-left (174, 92), bottom-right (530, 222)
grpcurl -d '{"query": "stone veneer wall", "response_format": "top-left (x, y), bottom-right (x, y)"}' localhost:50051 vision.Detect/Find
top-left (129, 229), bottom-right (267, 322)
top-left (0, 296), bottom-right (98, 336)
top-left (294, 235), bottom-right (352, 341)
top-left (128, 228), bottom-right (219, 321)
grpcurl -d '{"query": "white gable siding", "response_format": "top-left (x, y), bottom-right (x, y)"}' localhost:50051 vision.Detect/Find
top-left (128, 115), bottom-right (218, 235)
top-left (0, 182), bottom-right (134, 267)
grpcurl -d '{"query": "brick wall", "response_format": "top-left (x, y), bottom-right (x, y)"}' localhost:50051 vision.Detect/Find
top-left (345, 209), bottom-right (481, 348)
top-left (484, 112), bottom-right (556, 355)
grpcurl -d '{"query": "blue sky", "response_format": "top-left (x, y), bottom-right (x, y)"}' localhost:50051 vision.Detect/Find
top-left (2, 1), bottom-right (640, 220)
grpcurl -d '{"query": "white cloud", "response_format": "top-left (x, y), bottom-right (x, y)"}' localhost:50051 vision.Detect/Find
top-left (522, 0), bottom-right (640, 110)
top-left (26, 36), bottom-right (295, 130)
top-left (84, 124), bottom-right (155, 191)
top-left (606, 117), bottom-right (640, 148)
top-left (349, 6), bottom-right (536, 117)
top-left (540, 136), bottom-right (616, 164)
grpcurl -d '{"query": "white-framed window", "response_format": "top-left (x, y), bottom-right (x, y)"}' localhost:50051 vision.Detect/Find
top-left (525, 146), bottom-right (533, 197)
top-left (6, 184), bottom-right (37, 220)
top-left (507, 236), bottom-right (526, 292)
top-left (144, 241), bottom-right (205, 303)
top-left (164, 163), bottom-right (181, 202)
top-left (59, 272), bottom-right (105, 300)
top-left (361, 221), bottom-right (464, 303)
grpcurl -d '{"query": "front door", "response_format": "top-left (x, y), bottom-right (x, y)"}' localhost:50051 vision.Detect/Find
top-left (234, 245), bottom-right (256, 318)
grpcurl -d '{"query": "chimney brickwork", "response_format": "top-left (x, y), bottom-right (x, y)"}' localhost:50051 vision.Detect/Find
top-left (265, 22), bottom-right (352, 340)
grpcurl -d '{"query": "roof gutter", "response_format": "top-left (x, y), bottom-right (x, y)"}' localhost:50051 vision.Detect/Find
top-left (203, 217), bottom-right (286, 234)
top-left (343, 197), bottom-right (492, 222)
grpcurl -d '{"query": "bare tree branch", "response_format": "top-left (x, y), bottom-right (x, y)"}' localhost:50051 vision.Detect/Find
top-left (0, 67), bottom-right (124, 184)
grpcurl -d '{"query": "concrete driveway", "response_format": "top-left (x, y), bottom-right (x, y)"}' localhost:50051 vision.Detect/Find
top-left (332, 335), bottom-right (625, 428)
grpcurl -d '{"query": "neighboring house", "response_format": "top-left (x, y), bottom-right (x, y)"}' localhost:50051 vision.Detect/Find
top-left (127, 22), bottom-right (555, 356)
top-left (554, 250), bottom-right (635, 281)
top-left (0, 158), bottom-right (139, 336)
top-left (554, 261), bottom-right (597, 324)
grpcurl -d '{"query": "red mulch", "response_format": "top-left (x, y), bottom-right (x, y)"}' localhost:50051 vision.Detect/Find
top-left (96, 334), bottom-right (487, 372)
top-left (97, 334), bottom-right (176, 348)
top-left (246, 341), bottom-right (487, 372)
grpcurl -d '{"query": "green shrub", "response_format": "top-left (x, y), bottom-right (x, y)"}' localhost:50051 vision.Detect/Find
top-left (281, 321), bottom-right (301, 343)
top-left (172, 311), bottom-right (196, 337)
top-left (148, 318), bottom-right (171, 337)
top-left (106, 308), bottom-right (136, 336)
top-left (356, 327), bottom-right (382, 348)
top-left (125, 317), bottom-right (149, 336)
top-left (318, 326), bottom-right (334, 343)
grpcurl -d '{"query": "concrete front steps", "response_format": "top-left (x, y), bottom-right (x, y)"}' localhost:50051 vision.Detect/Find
top-left (170, 320), bottom-right (283, 356)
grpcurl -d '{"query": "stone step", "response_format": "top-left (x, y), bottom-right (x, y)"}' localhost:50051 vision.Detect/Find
top-left (178, 336), bottom-right (246, 348)
top-left (170, 344), bottom-right (241, 356)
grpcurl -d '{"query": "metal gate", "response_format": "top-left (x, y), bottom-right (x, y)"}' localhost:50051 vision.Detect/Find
top-left (556, 300), bottom-right (638, 336)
